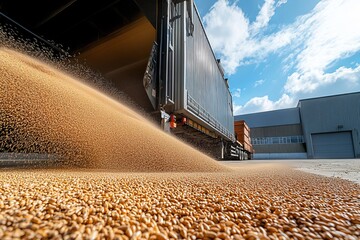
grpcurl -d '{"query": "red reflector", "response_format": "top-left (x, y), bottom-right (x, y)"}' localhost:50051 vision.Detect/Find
top-left (182, 117), bottom-right (187, 124)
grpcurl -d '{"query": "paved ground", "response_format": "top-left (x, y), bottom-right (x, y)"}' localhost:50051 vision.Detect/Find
top-left (223, 159), bottom-right (360, 185)
top-left (1, 156), bottom-right (359, 184)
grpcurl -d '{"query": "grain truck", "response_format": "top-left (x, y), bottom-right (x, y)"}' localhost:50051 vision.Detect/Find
top-left (0, 0), bottom-right (250, 160)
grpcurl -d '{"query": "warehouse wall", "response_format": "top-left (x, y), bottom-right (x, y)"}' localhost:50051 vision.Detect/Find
top-left (239, 108), bottom-right (306, 159)
top-left (253, 143), bottom-right (306, 154)
top-left (251, 124), bottom-right (303, 137)
top-left (299, 92), bottom-right (360, 158)
top-left (236, 108), bottom-right (301, 128)
top-left (236, 92), bottom-right (360, 159)
top-left (250, 124), bottom-right (306, 159)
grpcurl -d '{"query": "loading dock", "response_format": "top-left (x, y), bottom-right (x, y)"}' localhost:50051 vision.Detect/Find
top-left (312, 132), bottom-right (355, 159)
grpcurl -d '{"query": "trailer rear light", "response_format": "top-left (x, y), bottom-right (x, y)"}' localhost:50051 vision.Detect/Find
top-left (181, 117), bottom-right (187, 125)
top-left (170, 114), bottom-right (177, 128)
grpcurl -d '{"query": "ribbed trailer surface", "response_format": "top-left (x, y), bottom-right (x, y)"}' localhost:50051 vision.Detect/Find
top-left (171, 3), bottom-right (235, 142)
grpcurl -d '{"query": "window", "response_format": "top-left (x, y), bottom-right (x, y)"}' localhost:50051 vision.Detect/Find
top-left (252, 135), bottom-right (305, 145)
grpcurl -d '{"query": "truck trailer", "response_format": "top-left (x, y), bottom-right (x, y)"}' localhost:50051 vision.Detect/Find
top-left (0, 0), bottom-right (250, 160)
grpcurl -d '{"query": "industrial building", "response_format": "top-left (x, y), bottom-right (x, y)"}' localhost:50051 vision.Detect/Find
top-left (236, 92), bottom-right (360, 159)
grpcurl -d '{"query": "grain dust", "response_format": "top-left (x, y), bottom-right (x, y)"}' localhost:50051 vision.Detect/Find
top-left (0, 47), bottom-right (228, 172)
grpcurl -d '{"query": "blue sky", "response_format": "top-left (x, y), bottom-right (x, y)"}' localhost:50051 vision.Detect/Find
top-left (194, 0), bottom-right (360, 115)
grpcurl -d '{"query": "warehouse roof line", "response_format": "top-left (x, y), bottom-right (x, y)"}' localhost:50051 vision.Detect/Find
top-left (234, 107), bottom-right (300, 128)
top-left (236, 91), bottom-right (360, 128)
top-left (297, 91), bottom-right (360, 106)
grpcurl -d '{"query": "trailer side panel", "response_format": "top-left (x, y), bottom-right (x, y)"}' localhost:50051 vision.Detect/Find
top-left (173, 3), bottom-right (235, 142)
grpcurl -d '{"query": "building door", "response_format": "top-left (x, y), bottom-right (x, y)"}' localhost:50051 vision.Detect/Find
top-left (311, 131), bottom-right (355, 159)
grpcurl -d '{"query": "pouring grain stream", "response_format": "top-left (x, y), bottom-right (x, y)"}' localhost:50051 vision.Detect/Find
top-left (0, 47), bottom-right (228, 172)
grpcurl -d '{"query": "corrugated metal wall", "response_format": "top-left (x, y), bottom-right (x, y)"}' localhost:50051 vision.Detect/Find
top-left (236, 108), bottom-right (301, 128)
top-left (173, 3), bottom-right (234, 140)
top-left (251, 124), bottom-right (303, 137)
top-left (299, 93), bottom-right (360, 158)
top-left (311, 132), bottom-right (355, 158)
top-left (254, 144), bottom-right (306, 154)
top-left (250, 124), bottom-right (305, 154)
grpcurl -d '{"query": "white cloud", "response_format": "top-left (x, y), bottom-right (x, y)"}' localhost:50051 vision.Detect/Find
top-left (251, 0), bottom-right (276, 34)
top-left (205, 0), bottom-right (360, 114)
top-left (234, 94), bottom-right (296, 115)
top-left (296, 0), bottom-right (360, 73)
top-left (254, 79), bottom-right (265, 87)
top-left (203, 0), bottom-right (295, 74)
top-left (205, 0), bottom-right (360, 77)
top-left (285, 65), bottom-right (360, 94)
top-left (276, 0), bottom-right (287, 7)
top-left (251, 0), bottom-right (288, 34)
top-left (203, 0), bottom-right (249, 74)
top-left (283, 0), bottom-right (360, 94)
top-left (232, 88), bottom-right (241, 98)
top-left (237, 64), bottom-right (360, 114)
top-left (233, 103), bottom-right (242, 115)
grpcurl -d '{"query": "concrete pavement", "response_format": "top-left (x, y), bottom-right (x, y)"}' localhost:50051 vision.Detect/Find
top-left (223, 159), bottom-right (360, 184)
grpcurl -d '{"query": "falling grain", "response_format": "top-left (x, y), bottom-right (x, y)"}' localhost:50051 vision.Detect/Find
top-left (0, 47), bottom-right (228, 172)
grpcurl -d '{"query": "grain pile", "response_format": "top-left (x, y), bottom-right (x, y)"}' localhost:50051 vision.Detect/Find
top-left (0, 47), bottom-right (227, 172)
top-left (0, 165), bottom-right (359, 239)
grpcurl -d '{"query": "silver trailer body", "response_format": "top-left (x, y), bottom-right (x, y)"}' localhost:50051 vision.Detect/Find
top-left (169, 2), bottom-right (235, 142)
